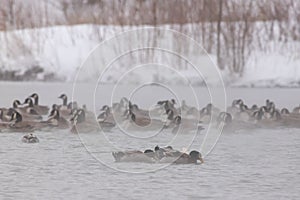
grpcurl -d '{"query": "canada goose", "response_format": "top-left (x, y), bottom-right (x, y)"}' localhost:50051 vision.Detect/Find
top-left (200, 103), bottom-right (220, 124)
top-left (171, 116), bottom-right (204, 134)
top-left (217, 112), bottom-right (256, 132)
top-left (0, 108), bottom-right (11, 122)
top-left (97, 106), bottom-right (116, 131)
top-left (43, 108), bottom-right (69, 129)
top-left (70, 109), bottom-right (98, 133)
top-left (28, 93), bottom-right (49, 115)
top-left (121, 109), bottom-right (166, 131)
top-left (8, 110), bottom-right (37, 132)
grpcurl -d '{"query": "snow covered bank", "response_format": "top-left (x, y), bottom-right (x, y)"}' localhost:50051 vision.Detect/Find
top-left (0, 24), bottom-right (299, 87)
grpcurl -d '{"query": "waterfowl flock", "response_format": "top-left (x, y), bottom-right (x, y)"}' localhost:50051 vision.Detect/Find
top-left (2, 93), bottom-right (300, 164)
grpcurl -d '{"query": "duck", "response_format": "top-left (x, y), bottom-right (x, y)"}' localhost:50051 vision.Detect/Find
top-left (0, 108), bottom-right (11, 122)
top-left (57, 94), bottom-right (73, 117)
top-left (160, 150), bottom-right (204, 164)
top-left (8, 110), bottom-right (38, 132)
top-left (112, 150), bottom-right (157, 163)
top-left (22, 133), bottom-right (39, 143)
top-left (42, 108), bottom-right (69, 129)
top-left (200, 103), bottom-right (220, 124)
top-left (227, 99), bottom-right (244, 116)
top-left (233, 104), bottom-right (251, 122)
top-left (70, 109), bottom-right (98, 133)
top-left (22, 98), bottom-right (43, 120)
top-left (97, 106), bottom-right (116, 131)
top-left (171, 115), bottom-right (204, 134)
top-left (121, 109), bottom-right (166, 131)
top-left (292, 105), bottom-right (300, 114)
top-left (217, 112), bottom-right (256, 132)
top-left (28, 93), bottom-right (49, 115)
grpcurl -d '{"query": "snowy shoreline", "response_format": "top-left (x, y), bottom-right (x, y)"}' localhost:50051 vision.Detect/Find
top-left (1, 24), bottom-right (299, 87)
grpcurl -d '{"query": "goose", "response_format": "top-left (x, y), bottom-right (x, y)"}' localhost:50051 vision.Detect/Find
top-left (97, 106), bottom-right (116, 131)
top-left (28, 93), bottom-right (49, 115)
top-left (70, 109), bottom-right (98, 133)
top-left (43, 108), bottom-right (69, 129)
top-left (121, 109), bottom-right (167, 132)
top-left (0, 108), bottom-right (11, 122)
top-left (171, 116), bottom-right (204, 134)
top-left (8, 110), bottom-right (39, 132)
top-left (217, 112), bottom-right (256, 132)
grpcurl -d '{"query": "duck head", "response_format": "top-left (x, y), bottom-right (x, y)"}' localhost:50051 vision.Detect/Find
top-left (10, 110), bottom-right (22, 123)
top-left (24, 98), bottom-right (34, 107)
top-left (272, 110), bottom-right (282, 121)
top-left (174, 115), bottom-right (182, 125)
top-left (189, 150), bottom-right (204, 164)
top-left (217, 112), bottom-right (232, 125)
top-left (144, 149), bottom-right (154, 154)
top-left (251, 104), bottom-right (258, 111)
top-left (12, 100), bottom-right (22, 108)
top-left (252, 110), bottom-right (264, 120)
top-left (281, 108), bottom-right (290, 115)
top-left (29, 93), bottom-right (39, 105)
top-left (58, 94), bottom-right (68, 106)
top-left (49, 108), bottom-right (60, 120)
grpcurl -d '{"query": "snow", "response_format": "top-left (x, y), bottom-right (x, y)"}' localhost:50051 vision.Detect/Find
top-left (0, 24), bottom-right (299, 87)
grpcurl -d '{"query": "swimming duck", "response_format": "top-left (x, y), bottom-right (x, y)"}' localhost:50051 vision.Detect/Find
top-left (200, 103), bottom-right (220, 124)
top-left (121, 109), bottom-right (166, 131)
top-left (112, 150), bottom-right (156, 163)
top-left (160, 150), bottom-right (204, 164)
top-left (171, 116), bottom-right (204, 134)
top-left (22, 133), bottom-right (39, 143)
top-left (28, 93), bottom-right (49, 115)
top-left (217, 112), bottom-right (256, 132)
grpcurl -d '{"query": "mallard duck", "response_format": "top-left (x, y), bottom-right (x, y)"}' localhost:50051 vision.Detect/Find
top-left (171, 150), bottom-right (204, 164)
top-left (112, 150), bottom-right (157, 163)
top-left (22, 133), bottom-right (39, 143)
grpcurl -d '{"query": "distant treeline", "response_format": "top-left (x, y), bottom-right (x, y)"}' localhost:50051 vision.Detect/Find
top-left (0, 0), bottom-right (299, 75)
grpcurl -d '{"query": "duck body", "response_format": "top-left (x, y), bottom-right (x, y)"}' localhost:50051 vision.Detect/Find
top-left (29, 93), bottom-right (49, 115)
top-left (112, 150), bottom-right (156, 163)
top-left (112, 148), bottom-right (204, 164)
top-left (22, 134), bottom-right (39, 143)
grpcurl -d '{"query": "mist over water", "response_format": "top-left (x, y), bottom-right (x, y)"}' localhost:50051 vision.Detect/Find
top-left (0, 82), bottom-right (299, 199)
